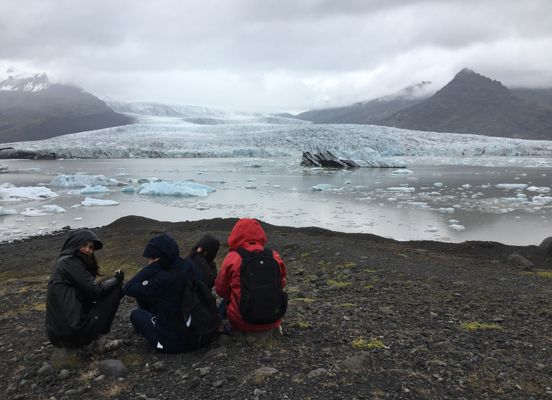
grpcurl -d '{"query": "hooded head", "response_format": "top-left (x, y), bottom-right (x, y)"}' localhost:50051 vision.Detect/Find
top-left (60, 229), bottom-right (103, 256)
top-left (189, 234), bottom-right (220, 263)
top-left (142, 233), bottom-right (180, 269)
top-left (227, 218), bottom-right (267, 250)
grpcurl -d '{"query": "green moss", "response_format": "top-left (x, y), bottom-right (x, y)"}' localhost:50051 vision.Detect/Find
top-left (536, 271), bottom-right (552, 279)
top-left (289, 321), bottom-right (312, 329)
top-left (300, 252), bottom-right (310, 259)
top-left (351, 337), bottom-right (386, 350)
top-left (294, 297), bottom-right (316, 303)
top-left (326, 279), bottom-right (352, 288)
top-left (337, 303), bottom-right (356, 308)
top-left (461, 321), bottom-right (502, 331)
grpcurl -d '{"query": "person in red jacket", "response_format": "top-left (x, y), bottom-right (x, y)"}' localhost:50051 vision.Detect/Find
top-left (215, 218), bottom-right (287, 332)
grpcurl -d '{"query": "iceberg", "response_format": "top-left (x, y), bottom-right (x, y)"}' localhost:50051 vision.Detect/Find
top-left (495, 183), bottom-right (528, 190)
top-left (49, 175), bottom-right (122, 188)
top-left (311, 184), bottom-right (334, 192)
top-left (79, 185), bottom-right (111, 194)
top-left (0, 183), bottom-right (59, 201)
top-left (0, 206), bottom-right (17, 215)
top-left (137, 181), bottom-right (215, 197)
top-left (526, 186), bottom-right (550, 193)
top-left (81, 198), bottom-right (119, 206)
top-left (386, 187), bottom-right (415, 192)
top-left (21, 205), bottom-right (65, 216)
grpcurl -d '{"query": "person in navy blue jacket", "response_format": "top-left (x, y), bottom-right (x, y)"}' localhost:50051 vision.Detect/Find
top-left (124, 233), bottom-right (218, 353)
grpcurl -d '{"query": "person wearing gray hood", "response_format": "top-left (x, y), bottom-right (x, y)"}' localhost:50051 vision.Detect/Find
top-left (46, 229), bottom-right (124, 348)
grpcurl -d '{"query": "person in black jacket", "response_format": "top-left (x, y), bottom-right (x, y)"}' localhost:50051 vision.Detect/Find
top-left (46, 229), bottom-right (124, 348)
top-left (125, 233), bottom-right (218, 353)
top-left (188, 234), bottom-right (220, 290)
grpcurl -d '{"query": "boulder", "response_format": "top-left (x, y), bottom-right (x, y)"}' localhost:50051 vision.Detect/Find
top-left (506, 253), bottom-right (535, 270)
top-left (538, 237), bottom-right (552, 256)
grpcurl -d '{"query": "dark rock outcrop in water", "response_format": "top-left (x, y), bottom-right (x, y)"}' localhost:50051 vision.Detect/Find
top-left (0, 74), bottom-right (133, 144)
top-left (0, 216), bottom-right (551, 399)
top-left (301, 150), bottom-right (359, 169)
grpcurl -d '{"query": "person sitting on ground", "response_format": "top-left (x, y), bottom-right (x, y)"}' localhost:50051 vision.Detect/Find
top-left (215, 218), bottom-right (287, 333)
top-left (188, 234), bottom-right (220, 290)
top-left (124, 233), bottom-right (219, 353)
top-left (46, 229), bottom-right (124, 348)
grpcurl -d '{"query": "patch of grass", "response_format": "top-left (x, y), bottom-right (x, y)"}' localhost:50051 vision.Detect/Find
top-left (326, 279), bottom-right (352, 288)
top-left (120, 352), bottom-right (144, 367)
top-left (461, 321), bottom-right (503, 331)
top-left (337, 303), bottom-right (356, 308)
top-left (363, 284), bottom-right (374, 290)
top-left (340, 262), bottom-right (357, 269)
top-left (351, 337), bottom-right (386, 350)
top-left (536, 271), bottom-right (552, 279)
top-left (363, 268), bottom-right (377, 273)
top-left (289, 321), bottom-right (312, 329)
top-left (293, 297), bottom-right (316, 303)
top-left (300, 252), bottom-right (310, 259)
top-left (0, 302), bottom-right (46, 320)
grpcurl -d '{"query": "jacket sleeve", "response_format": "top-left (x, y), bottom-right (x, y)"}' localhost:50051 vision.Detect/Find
top-left (65, 260), bottom-right (111, 301)
top-left (215, 252), bottom-right (237, 299)
top-left (124, 263), bottom-right (170, 300)
top-left (273, 250), bottom-right (287, 288)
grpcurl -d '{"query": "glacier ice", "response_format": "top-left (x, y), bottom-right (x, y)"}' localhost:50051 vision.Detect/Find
top-left (49, 175), bottom-right (122, 188)
top-left (81, 198), bottom-right (120, 206)
top-left (78, 185), bottom-right (111, 194)
top-left (0, 183), bottom-right (59, 201)
top-left (21, 205), bottom-right (66, 216)
top-left (0, 206), bottom-right (17, 216)
top-left (495, 183), bottom-right (528, 190)
top-left (526, 186), bottom-right (550, 193)
top-left (137, 181), bottom-right (215, 197)
top-left (311, 184), bottom-right (334, 191)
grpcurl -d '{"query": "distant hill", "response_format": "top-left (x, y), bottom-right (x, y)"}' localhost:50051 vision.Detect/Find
top-left (378, 69), bottom-right (552, 140)
top-left (510, 87), bottom-right (552, 107)
top-left (296, 81), bottom-right (433, 124)
top-left (0, 74), bottom-right (132, 143)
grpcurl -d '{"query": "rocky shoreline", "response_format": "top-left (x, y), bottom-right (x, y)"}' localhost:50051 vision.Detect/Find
top-left (1, 216), bottom-right (551, 399)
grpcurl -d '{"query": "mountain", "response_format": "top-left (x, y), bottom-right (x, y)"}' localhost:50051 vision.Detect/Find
top-left (510, 87), bottom-right (552, 107)
top-left (0, 74), bottom-right (132, 143)
top-left (297, 81), bottom-right (433, 124)
top-left (378, 69), bottom-right (552, 140)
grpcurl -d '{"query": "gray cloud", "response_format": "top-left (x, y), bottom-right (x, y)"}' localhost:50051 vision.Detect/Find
top-left (1, 0), bottom-right (551, 111)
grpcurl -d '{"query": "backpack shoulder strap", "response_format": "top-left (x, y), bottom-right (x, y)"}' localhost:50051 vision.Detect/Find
top-left (236, 247), bottom-right (252, 259)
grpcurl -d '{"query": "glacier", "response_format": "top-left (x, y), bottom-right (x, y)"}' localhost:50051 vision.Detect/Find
top-left (1, 114), bottom-right (552, 166)
top-left (137, 181), bottom-right (216, 197)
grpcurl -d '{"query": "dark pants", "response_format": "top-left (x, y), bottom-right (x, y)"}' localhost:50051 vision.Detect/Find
top-left (130, 308), bottom-right (216, 353)
top-left (51, 286), bottom-right (122, 348)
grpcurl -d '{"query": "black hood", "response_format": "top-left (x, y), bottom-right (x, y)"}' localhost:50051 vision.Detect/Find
top-left (142, 234), bottom-right (180, 262)
top-left (60, 229), bottom-right (103, 256)
top-left (190, 234), bottom-right (220, 263)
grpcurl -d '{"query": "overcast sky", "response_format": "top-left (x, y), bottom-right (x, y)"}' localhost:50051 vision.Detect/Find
top-left (1, 0), bottom-right (551, 112)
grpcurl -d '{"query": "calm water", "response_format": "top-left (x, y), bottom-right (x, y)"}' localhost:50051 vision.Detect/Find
top-left (1, 157), bottom-right (551, 245)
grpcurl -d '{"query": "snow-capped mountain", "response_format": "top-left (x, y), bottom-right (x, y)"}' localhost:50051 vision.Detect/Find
top-left (0, 73), bottom-right (51, 92)
top-left (108, 101), bottom-right (308, 125)
top-left (0, 74), bottom-right (132, 143)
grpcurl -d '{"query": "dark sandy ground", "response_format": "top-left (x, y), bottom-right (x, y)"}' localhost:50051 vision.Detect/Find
top-left (1, 216), bottom-right (551, 400)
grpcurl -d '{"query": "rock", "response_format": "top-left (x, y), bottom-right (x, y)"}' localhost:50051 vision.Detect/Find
top-left (198, 366), bottom-right (211, 376)
top-left (104, 339), bottom-right (122, 352)
top-left (94, 374), bottom-right (105, 382)
top-left (539, 237), bottom-right (552, 256)
top-left (57, 369), bottom-right (70, 380)
top-left (65, 389), bottom-right (78, 396)
top-left (250, 367), bottom-right (279, 384)
top-left (37, 362), bottom-right (55, 376)
top-left (99, 359), bottom-right (128, 377)
top-left (340, 354), bottom-right (368, 370)
top-left (507, 253), bottom-right (534, 270)
top-left (254, 388), bottom-right (267, 398)
top-left (212, 379), bottom-right (224, 388)
top-left (204, 346), bottom-right (227, 359)
top-left (151, 361), bottom-right (165, 371)
top-left (307, 368), bottom-right (330, 378)
top-left (188, 377), bottom-right (201, 390)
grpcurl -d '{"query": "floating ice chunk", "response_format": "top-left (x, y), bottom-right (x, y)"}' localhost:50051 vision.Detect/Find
top-left (462, 184), bottom-right (472, 189)
top-left (20, 205), bottom-right (64, 216)
top-left (532, 196), bottom-right (552, 204)
top-left (81, 198), bottom-right (119, 206)
top-left (138, 181), bottom-right (215, 197)
top-left (311, 184), bottom-right (334, 191)
top-left (245, 185), bottom-right (257, 189)
top-left (425, 226), bottom-right (439, 233)
top-left (439, 208), bottom-right (455, 213)
top-left (404, 201), bottom-right (429, 208)
top-left (386, 187), bottom-right (415, 192)
top-left (49, 174), bottom-right (122, 188)
top-left (0, 207), bottom-right (17, 216)
top-left (79, 185), bottom-right (110, 194)
top-left (391, 169), bottom-right (413, 175)
top-left (74, 217), bottom-right (83, 221)
top-left (196, 205), bottom-right (210, 210)
top-left (526, 186), bottom-right (550, 193)
top-left (0, 183), bottom-right (59, 202)
top-left (495, 183), bottom-right (528, 190)
top-left (433, 182), bottom-right (444, 187)
top-left (121, 186), bottom-right (136, 193)
top-left (448, 219), bottom-right (460, 224)
top-left (449, 224), bottom-right (466, 231)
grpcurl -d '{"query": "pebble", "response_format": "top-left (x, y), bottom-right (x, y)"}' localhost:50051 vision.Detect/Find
top-left (37, 362), bottom-right (55, 376)
top-left (100, 359), bottom-right (128, 377)
top-left (94, 374), bottom-right (106, 382)
top-left (57, 369), bottom-right (70, 380)
top-left (152, 361), bottom-right (165, 371)
top-left (307, 368), bottom-right (329, 378)
top-left (212, 379), bottom-right (224, 388)
top-left (198, 366), bottom-right (211, 376)
top-left (254, 388), bottom-right (267, 398)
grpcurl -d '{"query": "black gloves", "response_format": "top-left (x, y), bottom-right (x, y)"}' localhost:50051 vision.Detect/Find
top-left (114, 269), bottom-right (125, 283)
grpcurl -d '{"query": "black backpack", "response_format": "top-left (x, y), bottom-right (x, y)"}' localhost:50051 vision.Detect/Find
top-left (173, 260), bottom-right (221, 338)
top-left (237, 247), bottom-right (288, 324)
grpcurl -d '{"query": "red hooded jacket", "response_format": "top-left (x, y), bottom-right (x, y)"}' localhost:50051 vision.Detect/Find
top-left (215, 219), bottom-right (286, 332)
